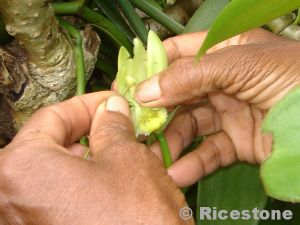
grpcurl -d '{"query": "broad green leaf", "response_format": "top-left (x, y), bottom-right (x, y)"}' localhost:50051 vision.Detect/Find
top-left (261, 87), bottom-right (300, 202)
top-left (197, 0), bottom-right (300, 59)
top-left (197, 163), bottom-right (268, 225)
top-left (147, 30), bottom-right (168, 78)
top-left (184, 0), bottom-right (230, 33)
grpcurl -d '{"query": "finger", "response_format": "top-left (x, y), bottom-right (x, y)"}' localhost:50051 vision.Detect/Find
top-left (163, 28), bottom-right (282, 64)
top-left (89, 95), bottom-right (137, 160)
top-left (251, 107), bottom-right (273, 163)
top-left (208, 92), bottom-right (256, 163)
top-left (163, 31), bottom-right (207, 64)
top-left (150, 104), bottom-right (221, 161)
top-left (111, 80), bottom-right (117, 91)
top-left (67, 143), bottom-right (87, 157)
top-left (167, 132), bottom-right (237, 188)
top-left (135, 39), bottom-right (293, 108)
top-left (14, 91), bottom-right (114, 147)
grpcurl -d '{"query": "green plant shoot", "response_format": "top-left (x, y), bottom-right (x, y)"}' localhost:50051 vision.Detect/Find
top-left (116, 31), bottom-right (168, 136)
top-left (196, 0), bottom-right (300, 59)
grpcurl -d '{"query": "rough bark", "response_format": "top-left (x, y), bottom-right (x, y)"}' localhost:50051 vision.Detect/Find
top-left (0, 0), bottom-right (100, 142)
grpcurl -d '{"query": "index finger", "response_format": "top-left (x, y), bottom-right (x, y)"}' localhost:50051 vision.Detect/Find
top-left (14, 91), bottom-right (114, 147)
top-left (163, 31), bottom-right (207, 64)
top-left (163, 28), bottom-right (281, 64)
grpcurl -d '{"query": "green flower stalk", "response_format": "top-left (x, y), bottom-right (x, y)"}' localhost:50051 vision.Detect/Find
top-left (116, 31), bottom-right (168, 136)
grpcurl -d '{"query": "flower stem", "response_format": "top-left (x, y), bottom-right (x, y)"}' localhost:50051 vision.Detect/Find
top-left (58, 18), bottom-right (89, 155)
top-left (58, 18), bottom-right (86, 96)
top-left (155, 131), bottom-right (172, 168)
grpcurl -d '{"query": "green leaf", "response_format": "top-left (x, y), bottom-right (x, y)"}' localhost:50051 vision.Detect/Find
top-left (184, 0), bottom-right (230, 33)
top-left (197, 163), bottom-right (268, 225)
top-left (130, 0), bottom-right (185, 35)
top-left (197, 0), bottom-right (300, 59)
top-left (79, 7), bottom-right (133, 53)
top-left (261, 87), bottom-right (300, 202)
top-left (117, 0), bottom-right (149, 44)
top-left (145, 0), bottom-right (163, 10)
top-left (94, 0), bottom-right (135, 42)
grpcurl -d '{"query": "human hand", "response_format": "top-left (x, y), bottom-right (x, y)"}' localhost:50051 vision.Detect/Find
top-left (135, 29), bottom-right (300, 187)
top-left (0, 92), bottom-right (193, 225)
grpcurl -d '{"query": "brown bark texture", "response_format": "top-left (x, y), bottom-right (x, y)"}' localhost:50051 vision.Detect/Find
top-left (0, 0), bottom-right (100, 144)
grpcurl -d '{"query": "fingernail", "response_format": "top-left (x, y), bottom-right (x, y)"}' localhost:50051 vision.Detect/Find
top-left (106, 96), bottom-right (130, 118)
top-left (135, 75), bottom-right (161, 103)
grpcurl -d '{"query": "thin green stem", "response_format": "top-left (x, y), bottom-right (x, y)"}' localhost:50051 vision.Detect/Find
top-left (295, 9), bottom-right (300, 25)
top-left (58, 18), bottom-right (86, 96)
top-left (117, 0), bottom-right (148, 44)
top-left (58, 18), bottom-right (89, 152)
top-left (52, 0), bottom-right (85, 15)
top-left (130, 0), bottom-right (185, 34)
top-left (155, 131), bottom-right (172, 168)
top-left (78, 6), bottom-right (133, 54)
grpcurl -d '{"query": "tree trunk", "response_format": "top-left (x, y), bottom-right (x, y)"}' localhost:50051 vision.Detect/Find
top-left (0, 0), bottom-right (100, 144)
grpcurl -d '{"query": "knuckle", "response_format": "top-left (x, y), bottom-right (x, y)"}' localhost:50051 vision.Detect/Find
top-left (210, 45), bottom-right (267, 92)
top-left (162, 57), bottom-right (199, 95)
top-left (90, 115), bottom-right (135, 150)
top-left (94, 118), bottom-right (131, 138)
top-left (163, 37), bottom-right (181, 63)
top-left (0, 141), bottom-right (57, 190)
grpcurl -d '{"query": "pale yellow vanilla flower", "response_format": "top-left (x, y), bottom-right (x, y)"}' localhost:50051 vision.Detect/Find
top-left (116, 31), bottom-right (168, 136)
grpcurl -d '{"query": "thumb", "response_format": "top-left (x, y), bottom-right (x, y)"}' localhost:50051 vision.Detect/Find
top-left (134, 45), bottom-right (265, 107)
top-left (89, 95), bottom-right (137, 159)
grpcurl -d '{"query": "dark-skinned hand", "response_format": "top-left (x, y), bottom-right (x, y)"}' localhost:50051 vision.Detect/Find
top-left (0, 93), bottom-right (193, 225)
top-left (136, 29), bottom-right (300, 187)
